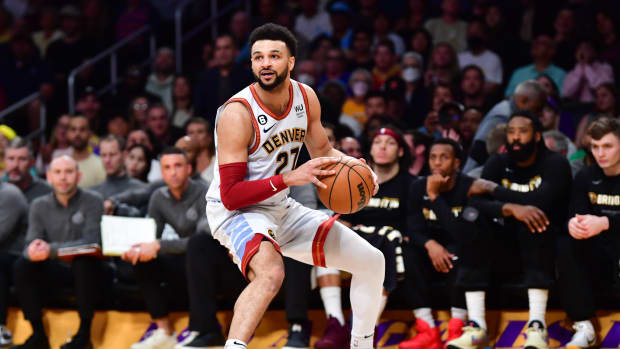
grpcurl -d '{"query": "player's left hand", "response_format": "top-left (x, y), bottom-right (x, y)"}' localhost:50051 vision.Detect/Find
top-left (359, 158), bottom-right (379, 195)
top-left (575, 214), bottom-right (608, 238)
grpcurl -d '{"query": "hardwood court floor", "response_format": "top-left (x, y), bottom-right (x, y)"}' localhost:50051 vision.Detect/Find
top-left (6, 308), bottom-right (619, 348)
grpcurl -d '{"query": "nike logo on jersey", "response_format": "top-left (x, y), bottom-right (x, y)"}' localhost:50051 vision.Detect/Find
top-left (505, 167), bottom-right (514, 172)
top-left (592, 179), bottom-right (602, 185)
top-left (263, 124), bottom-right (276, 133)
top-left (270, 180), bottom-right (277, 191)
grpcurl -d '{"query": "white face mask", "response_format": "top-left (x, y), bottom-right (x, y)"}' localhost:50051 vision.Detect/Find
top-left (297, 73), bottom-right (315, 87)
top-left (351, 81), bottom-right (369, 97)
top-left (402, 67), bottom-right (421, 83)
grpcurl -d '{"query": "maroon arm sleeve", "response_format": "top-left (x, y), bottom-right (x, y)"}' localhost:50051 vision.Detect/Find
top-left (219, 162), bottom-right (288, 210)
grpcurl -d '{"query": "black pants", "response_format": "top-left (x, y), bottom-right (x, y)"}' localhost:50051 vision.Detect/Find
top-left (0, 253), bottom-right (17, 324)
top-left (14, 256), bottom-right (106, 322)
top-left (133, 253), bottom-right (187, 319)
top-left (186, 234), bottom-right (245, 333)
top-left (402, 243), bottom-right (465, 310)
top-left (283, 257), bottom-right (311, 324)
top-left (556, 233), bottom-right (619, 321)
top-left (485, 221), bottom-right (556, 289)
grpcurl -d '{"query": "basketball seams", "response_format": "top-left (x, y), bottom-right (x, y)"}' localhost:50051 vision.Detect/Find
top-left (327, 158), bottom-right (354, 211)
top-left (317, 157), bottom-right (372, 214)
top-left (346, 166), bottom-right (353, 214)
top-left (348, 164), bottom-right (372, 197)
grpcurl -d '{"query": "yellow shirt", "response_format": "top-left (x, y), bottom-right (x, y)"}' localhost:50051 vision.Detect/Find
top-left (342, 98), bottom-right (368, 125)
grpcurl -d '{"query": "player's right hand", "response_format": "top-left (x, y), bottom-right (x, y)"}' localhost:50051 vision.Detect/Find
top-left (504, 203), bottom-right (549, 233)
top-left (282, 157), bottom-right (339, 189)
top-left (425, 239), bottom-right (454, 273)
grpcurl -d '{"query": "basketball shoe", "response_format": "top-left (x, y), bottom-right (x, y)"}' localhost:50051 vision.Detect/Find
top-left (131, 328), bottom-right (176, 349)
top-left (282, 322), bottom-right (310, 349)
top-left (446, 321), bottom-right (488, 349)
top-left (398, 319), bottom-right (441, 349)
top-left (565, 322), bottom-right (596, 349)
top-left (523, 320), bottom-right (548, 349)
top-left (175, 329), bottom-right (225, 348)
top-left (314, 316), bottom-right (349, 349)
top-left (444, 318), bottom-right (465, 348)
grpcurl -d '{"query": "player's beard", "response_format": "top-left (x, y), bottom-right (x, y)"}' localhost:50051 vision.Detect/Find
top-left (254, 67), bottom-right (287, 91)
top-left (507, 138), bottom-right (537, 163)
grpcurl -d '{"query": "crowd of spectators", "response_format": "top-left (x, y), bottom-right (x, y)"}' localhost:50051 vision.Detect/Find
top-left (0, 0), bottom-right (620, 348)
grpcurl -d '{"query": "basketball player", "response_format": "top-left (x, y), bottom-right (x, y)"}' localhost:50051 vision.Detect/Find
top-left (556, 117), bottom-right (620, 349)
top-left (400, 139), bottom-right (495, 349)
top-left (205, 23), bottom-right (385, 349)
top-left (314, 127), bottom-right (414, 349)
top-left (465, 111), bottom-right (572, 349)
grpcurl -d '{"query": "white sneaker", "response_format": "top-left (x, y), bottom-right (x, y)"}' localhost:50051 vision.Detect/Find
top-left (175, 330), bottom-right (199, 349)
top-left (565, 322), bottom-right (596, 349)
top-left (524, 320), bottom-right (548, 349)
top-left (0, 325), bottom-right (12, 347)
top-left (446, 322), bottom-right (488, 349)
top-left (131, 328), bottom-right (177, 349)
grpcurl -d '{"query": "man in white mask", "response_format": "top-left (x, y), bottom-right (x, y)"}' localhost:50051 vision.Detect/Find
top-left (402, 51), bottom-right (431, 129)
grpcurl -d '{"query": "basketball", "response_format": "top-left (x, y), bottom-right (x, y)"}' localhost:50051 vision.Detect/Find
top-left (317, 157), bottom-right (374, 214)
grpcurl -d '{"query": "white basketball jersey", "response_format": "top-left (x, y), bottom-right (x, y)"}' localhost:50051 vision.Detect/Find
top-left (206, 80), bottom-right (310, 207)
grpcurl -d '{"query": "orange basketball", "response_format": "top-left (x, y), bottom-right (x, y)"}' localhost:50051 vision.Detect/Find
top-left (317, 157), bottom-right (374, 214)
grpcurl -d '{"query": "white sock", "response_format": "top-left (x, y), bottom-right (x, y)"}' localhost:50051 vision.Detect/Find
top-left (413, 308), bottom-right (435, 328)
top-left (575, 320), bottom-right (594, 333)
top-left (465, 291), bottom-right (487, 329)
top-left (451, 307), bottom-right (467, 321)
top-left (528, 288), bottom-right (548, 327)
top-left (225, 339), bottom-right (247, 348)
top-left (351, 332), bottom-right (374, 349)
top-left (320, 286), bottom-right (345, 326)
top-left (376, 294), bottom-right (388, 323)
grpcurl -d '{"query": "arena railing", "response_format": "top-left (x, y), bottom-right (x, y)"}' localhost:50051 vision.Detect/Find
top-left (1, 0), bottom-right (249, 142)
top-left (67, 25), bottom-right (157, 115)
top-left (0, 92), bottom-right (46, 145)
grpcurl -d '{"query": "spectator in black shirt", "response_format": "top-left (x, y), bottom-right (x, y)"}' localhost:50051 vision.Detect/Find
top-left (3, 138), bottom-right (51, 203)
top-left (556, 117), bottom-right (620, 349)
top-left (459, 65), bottom-right (494, 114)
top-left (194, 34), bottom-right (253, 125)
top-left (471, 111), bottom-right (572, 349)
top-left (13, 156), bottom-right (107, 349)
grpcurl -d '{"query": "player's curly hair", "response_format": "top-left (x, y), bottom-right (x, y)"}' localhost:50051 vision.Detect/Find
top-left (249, 23), bottom-right (297, 57)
